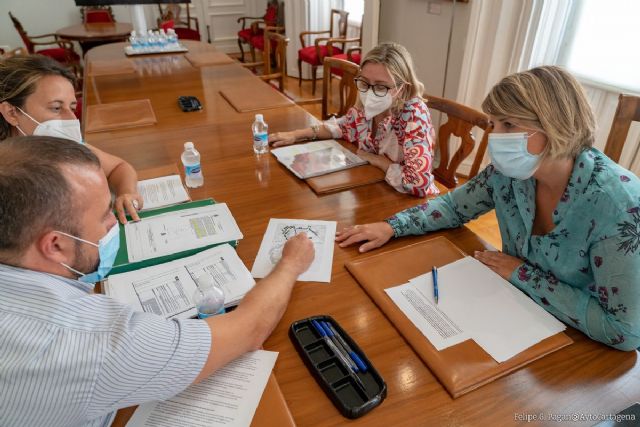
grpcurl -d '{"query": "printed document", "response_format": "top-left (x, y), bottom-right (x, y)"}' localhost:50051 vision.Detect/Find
top-left (387, 256), bottom-right (566, 362)
top-left (104, 244), bottom-right (254, 319)
top-left (251, 218), bottom-right (336, 282)
top-left (137, 175), bottom-right (190, 211)
top-left (385, 280), bottom-right (470, 350)
top-left (126, 350), bottom-right (278, 427)
top-left (125, 203), bottom-right (243, 262)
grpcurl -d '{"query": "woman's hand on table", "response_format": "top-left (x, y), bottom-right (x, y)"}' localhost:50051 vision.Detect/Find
top-left (474, 250), bottom-right (524, 280)
top-left (269, 131), bottom-right (298, 147)
top-left (335, 222), bottom-right (395, 253)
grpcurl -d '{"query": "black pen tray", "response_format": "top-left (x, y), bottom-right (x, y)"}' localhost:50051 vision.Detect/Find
top-left (289, 315), bottom-right (387, 419)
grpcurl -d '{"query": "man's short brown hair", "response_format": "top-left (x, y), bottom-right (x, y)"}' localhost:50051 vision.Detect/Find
top-left (0, 136), bottom-right (100, 261)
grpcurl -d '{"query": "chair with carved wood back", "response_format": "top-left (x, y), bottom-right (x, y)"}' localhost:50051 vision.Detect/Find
top-left (424, 93), bottom-right (493, 188)
top-left (157, 3), bottom-right (201, 40)
top-left (322, 57), bottom-right (359, 120)
top-left (604, 94), bottom-right (640, 163)
top-left (236, 0), bottom-right (279, 62)
top-left (81, 6), bottom-right (115, 23)
top-left (298, 9), bottom-right (349, 95)
top-left (241, 30), bottom-right (289, 93)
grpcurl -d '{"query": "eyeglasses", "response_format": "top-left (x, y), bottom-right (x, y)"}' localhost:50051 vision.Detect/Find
top-left (353, 78), bottom-right (399, 97)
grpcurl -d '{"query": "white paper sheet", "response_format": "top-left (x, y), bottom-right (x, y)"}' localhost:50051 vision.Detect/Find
top-left (105, 244), bottom-right (255, 319)
top-left (125, 204), bottom-right (243, 262)
top-left (251, 218), bottom-right (336, 282)
top-left (385, 280), bottom-right (470, 350)
top-left (402, 256), bottom-right (566, 362)
top-left (126, 350), bottom-right (278, 427)
top-left (137, 175), bottom-right (190, 211)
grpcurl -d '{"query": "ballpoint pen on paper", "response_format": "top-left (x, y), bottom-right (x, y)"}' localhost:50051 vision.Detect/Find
top-left (322, 321), bottom-right (367, 373)
top-left (432, 266), bottom-right (439, 305)
top-left (311, 320), bottom-right (366, 390)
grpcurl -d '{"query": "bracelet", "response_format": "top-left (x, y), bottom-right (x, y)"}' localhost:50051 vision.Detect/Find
top-left (310, 124), bottom-right (320, 141)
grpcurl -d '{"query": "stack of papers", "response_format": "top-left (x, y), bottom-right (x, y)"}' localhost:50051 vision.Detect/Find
top-left (126, 350), bottom-right (278, 427)
top-left (124, 203), bottom-right (243, 263)
top-left (385, 256), bottom-right (566, 362)
top-left (271, 140), bottom-right (367, 179)
top-left (137, 175), bottom-right (190, 211)
top-left (104, 244), bottom-right (255, 319)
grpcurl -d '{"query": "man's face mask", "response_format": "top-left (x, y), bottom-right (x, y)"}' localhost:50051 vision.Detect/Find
top-left (488, 131), bottom-right (542, 180)
top-left (16, 106), bottom-right (83, 144)
top-left (57, 223), bottom-right (120, 283)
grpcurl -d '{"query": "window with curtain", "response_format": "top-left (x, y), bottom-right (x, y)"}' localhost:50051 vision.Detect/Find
top-left (558, 0), bottom-right (640, 93)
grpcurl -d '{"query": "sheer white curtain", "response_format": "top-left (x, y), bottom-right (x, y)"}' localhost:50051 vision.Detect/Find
top-left (457, 0), bottom-right (640, 175)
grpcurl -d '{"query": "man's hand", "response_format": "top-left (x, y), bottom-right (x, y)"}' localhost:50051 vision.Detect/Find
top-left (279, 232), bottom-right (315, 276)
top-left (335, 222), bottom-right (395, 253)
top-left (474, 250), bottom-right (524, 280)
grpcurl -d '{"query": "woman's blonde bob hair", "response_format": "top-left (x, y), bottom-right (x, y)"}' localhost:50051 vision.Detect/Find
top-left (481, 65), bottom-right (595, 159)
top-left (355, 42), bottom-right (424, 113)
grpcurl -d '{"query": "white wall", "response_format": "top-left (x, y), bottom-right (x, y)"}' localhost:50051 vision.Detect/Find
top-left (0, 0), bottom-right (158, 52)
top-left (378, 0), bottom-right (471, 101)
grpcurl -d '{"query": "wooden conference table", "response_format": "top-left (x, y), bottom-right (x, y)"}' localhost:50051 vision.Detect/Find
top-left (83, 41), bottom-right (640, 426)
top-left (57, 22), bottom-right (132, 55)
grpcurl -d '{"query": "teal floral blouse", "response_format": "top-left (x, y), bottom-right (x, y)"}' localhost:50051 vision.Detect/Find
top-left (386, 148), bottom-right (640, 351)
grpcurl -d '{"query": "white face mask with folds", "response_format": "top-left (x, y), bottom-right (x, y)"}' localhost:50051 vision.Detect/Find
top-left (16, 107), bottom-right (83, 144)
top-left (359, 89), bottom-right (393, 120)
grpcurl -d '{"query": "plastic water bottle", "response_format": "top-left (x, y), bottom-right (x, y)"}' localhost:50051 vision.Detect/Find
top-left (181, 141), bottom-right (204, 188)
top-left (252, 114), bottom-right (269, 154)
top-left (129, 31), bottom-right (141, 51)
top-left (192, 273), bottom-right (225, 319)
top-left (167, 29), bottom-right (178, 47)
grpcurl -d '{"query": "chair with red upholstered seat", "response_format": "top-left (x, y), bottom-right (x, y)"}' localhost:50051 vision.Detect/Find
top-left (237, 0), bottom-right (279, 62)
top-left (297, 9), bottom-right (349, 96)
top-left (8, 12), bottom-right (81, 77)
top-left (157, 3), bottom-right (201, 41)
top-left (81, 6), bottom-right (115, 23)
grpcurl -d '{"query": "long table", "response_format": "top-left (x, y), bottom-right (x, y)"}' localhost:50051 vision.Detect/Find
top-left (84, 41), bottom-right (640, 426)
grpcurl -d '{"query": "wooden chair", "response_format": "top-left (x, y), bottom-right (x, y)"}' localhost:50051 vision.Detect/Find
top-left (298, 9), bottom-right (349, 95)
top-left (157, 3), bottom-right (201, 41)
top-left (8, 12), bottom-right (81, 76)
top-left (0, 47), bottom-right (27, 59)
top-left (322, 57), bottom-right (359, 120)
top-left (241, 30), bottom-right (289, 93)
top-left (604, 94), bottom-right (640, 163)
top-left (327, 17), bottom-right (363, 77)
top-left (237, 0), bottom-right (279, 63)
top-left (424, 93), bottom-right (492, 188)
top-left (81, 6), bottom-right (115, 23)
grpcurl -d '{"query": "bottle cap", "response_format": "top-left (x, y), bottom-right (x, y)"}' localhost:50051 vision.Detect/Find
top-left (255, 114), bottom-right (264, 122)
top-left (184, 141), bottom-right (194, 150)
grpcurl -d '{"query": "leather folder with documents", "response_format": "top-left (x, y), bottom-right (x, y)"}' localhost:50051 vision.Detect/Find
top-left (345, 236), bottom-right (573, 398)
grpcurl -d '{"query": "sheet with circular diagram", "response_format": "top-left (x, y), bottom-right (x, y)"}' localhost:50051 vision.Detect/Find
top-left (250, 218), bottom-right (337, 283)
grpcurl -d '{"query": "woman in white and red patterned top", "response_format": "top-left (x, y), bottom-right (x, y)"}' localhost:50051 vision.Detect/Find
top-left (269, 42), bottom-right (439, 198)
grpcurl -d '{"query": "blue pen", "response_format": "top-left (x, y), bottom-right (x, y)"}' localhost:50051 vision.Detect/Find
top-left (311, 320), bottom-right (366, 390)
top-left (322, 321), bottom-right (367, 373)
top-left (432, 266), bottom-right (439, 305)
top-left (319, 321), bottom-right (358, 372)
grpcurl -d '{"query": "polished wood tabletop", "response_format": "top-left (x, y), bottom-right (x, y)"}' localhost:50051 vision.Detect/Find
top-left (84, 42), bottom-right (640, 426)
top-left (57, 22), bottom-right (133, 42)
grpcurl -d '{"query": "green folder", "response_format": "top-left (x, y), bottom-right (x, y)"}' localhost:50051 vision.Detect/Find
top-left (110, 198), bottom-right (239, 276)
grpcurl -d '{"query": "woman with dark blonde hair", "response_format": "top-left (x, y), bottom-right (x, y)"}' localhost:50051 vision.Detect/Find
top-left (0, 54), bottom-right (141, 223)
top-left (336, 65), bottom-right (640, 351)
top-left (269, 42), bottom-right (438, 198)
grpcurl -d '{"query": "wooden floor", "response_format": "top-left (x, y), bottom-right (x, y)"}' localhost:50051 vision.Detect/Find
top-left (230, 50), bottom-right (503, 249)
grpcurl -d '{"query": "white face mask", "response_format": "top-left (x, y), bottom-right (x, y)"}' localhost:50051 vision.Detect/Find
top-left (359, 89), bottom-right (393, 120)
top-left (17, 107), bottom-right (83, 144)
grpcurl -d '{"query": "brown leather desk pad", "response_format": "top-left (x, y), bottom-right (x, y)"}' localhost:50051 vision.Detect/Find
top-left (85, 99), bottom-right (157, 133)
top-left (185, 51), bottom-right (235, 67)
top-left (306, 164), bottom-right (385, 194)
top-left (345, 236), bottom-right (573, 398)
top-left (220, 82), bottom-right (294, 112)
top-left (87, 59), bottom-right (136, 77)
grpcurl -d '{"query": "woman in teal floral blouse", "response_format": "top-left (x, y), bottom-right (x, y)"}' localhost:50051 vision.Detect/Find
top-left (336, 66), bottom-right (640, 351)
